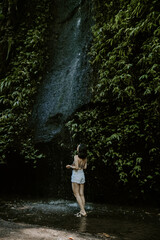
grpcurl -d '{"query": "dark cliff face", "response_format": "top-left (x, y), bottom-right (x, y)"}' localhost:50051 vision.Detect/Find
top-left (31, 0), bottom-right (92, 143)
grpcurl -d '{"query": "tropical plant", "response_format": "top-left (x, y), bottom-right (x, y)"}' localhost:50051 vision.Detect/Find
top-left (66, 0), bottom-right (160, 197)
top-left (0, 0), bottom-right (52, 164)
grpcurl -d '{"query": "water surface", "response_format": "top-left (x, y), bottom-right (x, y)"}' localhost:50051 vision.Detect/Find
top-left (0, 198), bottom-right (159, 240)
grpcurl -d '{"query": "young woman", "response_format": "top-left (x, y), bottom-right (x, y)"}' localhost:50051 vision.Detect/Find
top-left (66, 144), bottom-right (87, 217)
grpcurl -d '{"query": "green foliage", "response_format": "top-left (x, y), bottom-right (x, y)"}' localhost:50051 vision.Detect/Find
top-left (66, 0), bottom-right (160, 196)
top-left (0, 2), bottom-right (4, 20)
top-left (0, 0), bottom-right (52, 163)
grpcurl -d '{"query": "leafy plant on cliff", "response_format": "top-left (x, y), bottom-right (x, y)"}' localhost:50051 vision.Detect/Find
top-left (0, 0), bottom-right (52, 164)
top-left (66, 0), bottom-right (160, 197)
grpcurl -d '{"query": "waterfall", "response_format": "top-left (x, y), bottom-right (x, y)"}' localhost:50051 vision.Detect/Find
top-left (31, 0), bottom-right (92, 143)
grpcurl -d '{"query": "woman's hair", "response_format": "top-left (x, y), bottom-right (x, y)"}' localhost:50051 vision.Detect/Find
top-left (78, 144), bottom-right (87, 159)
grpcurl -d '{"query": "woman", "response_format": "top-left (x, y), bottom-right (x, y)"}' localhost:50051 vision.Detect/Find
top-left (66, 144), bottom-right (87, 217)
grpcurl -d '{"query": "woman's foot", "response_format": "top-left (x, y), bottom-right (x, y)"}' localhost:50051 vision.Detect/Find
top-left (74, 212), bottom-right (81, 217)
top-left (80, 210), bottom-right (87, 217)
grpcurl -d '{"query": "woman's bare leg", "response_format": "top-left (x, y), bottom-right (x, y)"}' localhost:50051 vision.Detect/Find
top-left (79, 184), bottom-right (86, 215)
top-left (79, 184), bottom-right (85, 208)
top-left (72, 182), bottom-right (85, 213)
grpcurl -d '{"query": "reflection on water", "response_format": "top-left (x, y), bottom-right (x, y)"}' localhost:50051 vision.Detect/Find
top-left (78, 217), bottom-right (87, 232)
top-left (0, 198), bottom-right (160, 240)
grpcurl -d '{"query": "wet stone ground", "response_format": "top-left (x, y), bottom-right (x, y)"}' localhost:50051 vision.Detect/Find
top-left (0, 198), bottom-right (160, 240)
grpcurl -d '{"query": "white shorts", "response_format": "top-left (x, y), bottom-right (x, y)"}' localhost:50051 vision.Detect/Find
top-left (71, 170), bottom-right (85, 184)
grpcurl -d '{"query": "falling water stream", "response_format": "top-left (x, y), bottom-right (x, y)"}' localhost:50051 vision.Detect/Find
top-left (31, 0), bottom-right (92, 143)
top-left (0, 199), bottom-right (160, 240)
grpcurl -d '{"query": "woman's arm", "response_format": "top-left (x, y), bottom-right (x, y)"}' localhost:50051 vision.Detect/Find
top-left (66, 164), bottom-right (78, 170)
top-left (66, 156), bottom-right (79, 170)
top-left (66, 165), bottom-right (72, 169)
top-left (83, 159), bottom-right (87, 169)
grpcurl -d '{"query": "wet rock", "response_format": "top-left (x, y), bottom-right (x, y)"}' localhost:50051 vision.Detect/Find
top-left (31, 0), bottom-right (92, 143)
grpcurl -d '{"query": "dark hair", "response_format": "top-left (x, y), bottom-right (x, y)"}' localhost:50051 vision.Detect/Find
top-left (78, 144), bottom-right (87, 159)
